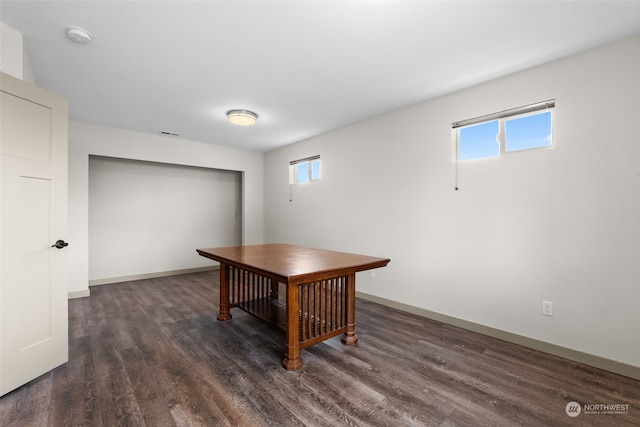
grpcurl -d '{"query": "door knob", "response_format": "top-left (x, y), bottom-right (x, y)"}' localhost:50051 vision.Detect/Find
top-left (51, 240), bottom-right (68, 249)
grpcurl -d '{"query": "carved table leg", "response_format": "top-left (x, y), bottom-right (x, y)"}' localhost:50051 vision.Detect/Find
top-left (341, 273), bottom-right (358, 345)
top-left (217, 263), bottom-right (232, 321)
top-left (282, 283), bottom-right (303, 370)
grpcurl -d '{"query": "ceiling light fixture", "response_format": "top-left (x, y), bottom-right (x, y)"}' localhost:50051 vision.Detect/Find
top-left (65, 26), bottom-right (93, 44)
top-left (226, 109), bottom-right (258, 126)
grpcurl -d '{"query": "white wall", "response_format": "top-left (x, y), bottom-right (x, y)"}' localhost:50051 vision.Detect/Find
top-left (1, 22), bottom-right (23, 79)
top-left (0, 22), bottom-right (36, 83)
top-left (264, 35), bottom-right (640, 370)
top-left (69, 122), bottom-right (264, 295)
top-left (88, 156), bottom-right (242, 281)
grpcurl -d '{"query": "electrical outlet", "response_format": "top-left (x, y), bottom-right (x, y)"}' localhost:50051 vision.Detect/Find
top-left (542, 300), bottom-right (553, 317)
top-left (369, 270), bottom-right (375, 279)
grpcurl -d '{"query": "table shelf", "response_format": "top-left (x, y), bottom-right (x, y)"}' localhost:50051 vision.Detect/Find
top-left (235, 298), bottom-right (287, 330)
top-left (235, 297), bottom-right (343, 344)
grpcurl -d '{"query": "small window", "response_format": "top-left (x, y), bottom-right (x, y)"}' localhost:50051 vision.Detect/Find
top-left (505, 111), bottom-right (552, 152)
top-left (453, 100), bottom-right (554, 162)
top-left (289, 155), bottom-right (320, 184)
top-left (459, 120), bottom-right (499, 161)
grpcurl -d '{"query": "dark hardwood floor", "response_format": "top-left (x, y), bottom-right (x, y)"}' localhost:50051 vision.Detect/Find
top-left (1, 271), bottom-right (638, 426)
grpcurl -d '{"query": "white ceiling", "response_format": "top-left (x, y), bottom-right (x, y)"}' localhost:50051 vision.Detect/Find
top-left (2, 1), bottom-right (640, 152)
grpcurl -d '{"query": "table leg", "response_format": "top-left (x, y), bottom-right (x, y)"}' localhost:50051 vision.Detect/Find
top-left (282, 283), bottom-right (303, 370)
top-left (341, 273), bottom-right (358, 345)
top-left (217, 263), bottom-right (232, 321)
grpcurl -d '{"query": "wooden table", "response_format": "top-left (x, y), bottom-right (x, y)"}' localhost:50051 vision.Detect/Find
top-left (196, 244), bottom-right (390, 370)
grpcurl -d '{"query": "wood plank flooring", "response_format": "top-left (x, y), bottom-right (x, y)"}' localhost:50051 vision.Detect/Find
top-left (1, 271), bottom-right (638, 426)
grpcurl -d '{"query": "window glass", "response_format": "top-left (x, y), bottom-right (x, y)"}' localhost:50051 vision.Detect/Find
top-left (505, 111), bottom-right (552, 152)
top-left (454, 103), bottom-right (554, 162)
top-left (459, 120), bottom-right (499, 161)
top-left (296, 162), bottom-right (310, 184)
top-left (311, 159), bottom-right (321, 180)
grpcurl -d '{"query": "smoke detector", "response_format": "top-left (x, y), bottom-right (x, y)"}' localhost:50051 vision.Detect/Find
top-left (66, 26), bottom-right (93, 44)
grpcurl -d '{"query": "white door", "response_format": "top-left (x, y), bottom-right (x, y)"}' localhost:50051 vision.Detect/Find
top-left (0, 72), bottom-right (68, 396)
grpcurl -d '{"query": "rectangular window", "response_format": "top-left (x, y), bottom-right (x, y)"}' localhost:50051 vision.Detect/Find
top-left (459, 120), bottom-right (499, 161)
top-left (453, 100), bottom-right (554, 162)
top-left (505, 110), bottom-right (553, 152)
top-left (289, 155), bottom-right (320, 184)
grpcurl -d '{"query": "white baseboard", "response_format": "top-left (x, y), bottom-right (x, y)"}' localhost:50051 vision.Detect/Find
top-left (68, 289), bottom-right (90, 299)
top-left (356, 291), bottom-right (640, 381)
top-left (88, 266), bottom-right (220, 287)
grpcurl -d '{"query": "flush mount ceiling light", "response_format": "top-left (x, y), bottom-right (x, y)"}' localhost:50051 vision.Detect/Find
top-left (226, 109), bottom-right (258, 126)
top-left (65, 26), bottom-right (93, 44)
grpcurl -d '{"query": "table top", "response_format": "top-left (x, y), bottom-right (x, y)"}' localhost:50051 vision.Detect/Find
top-left (196, 243), bottom-right (390, 284)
